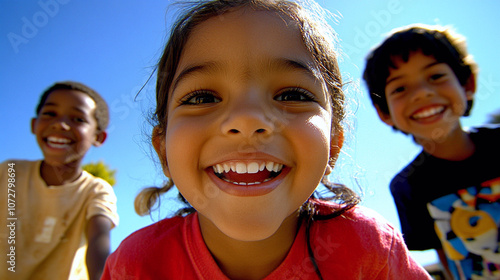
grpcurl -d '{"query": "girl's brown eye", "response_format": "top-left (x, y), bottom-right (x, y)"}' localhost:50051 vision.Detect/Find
top-left (274, 88), bottom-right (316, 102)
top-left (180, 91), bottom-right (221, 105)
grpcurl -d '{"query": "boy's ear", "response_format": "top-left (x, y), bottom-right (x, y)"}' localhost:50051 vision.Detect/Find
top-left (375, 104), bottom-right (395, 127)
top-left (325, 128), bottom-right (344, 176)
top-left (464, 73), bottom-right (477, 100)
top-left (93, 131), bottom-right (107, 147)
top-left (31, 118), bottom-right (36, 134)
top-left (152, 127), bottom-right (171, 178)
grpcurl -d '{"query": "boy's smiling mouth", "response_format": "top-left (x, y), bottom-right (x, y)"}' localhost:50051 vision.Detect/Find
top-left (212, 161), bottom-right (284, 186)
top-left (411, 105), bottom-right (446, 120)
top-left (45, 136), bottom-right (73, 149)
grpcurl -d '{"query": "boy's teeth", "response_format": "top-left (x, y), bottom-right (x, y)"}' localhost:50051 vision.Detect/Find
top-left (413, 106), bottom-right (445, 119)
top-left (213, 161), bottom-right (283, 175)
top-left (46, 136), bottom-right (71, 148)
top-left (47, 136), bottom-right (71, 144)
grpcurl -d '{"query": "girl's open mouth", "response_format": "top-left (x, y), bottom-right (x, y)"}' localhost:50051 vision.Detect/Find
top-left (207, 161), bottom-right (289, 196)
top-left (212, 161), bottom-right (284, 186)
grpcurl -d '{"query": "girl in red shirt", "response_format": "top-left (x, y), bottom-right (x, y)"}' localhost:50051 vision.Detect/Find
top-left (103, 1), bottom-right (432, 279)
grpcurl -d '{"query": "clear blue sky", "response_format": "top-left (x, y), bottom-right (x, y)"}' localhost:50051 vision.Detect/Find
top-left (1, 0), bottom-right (499, 267)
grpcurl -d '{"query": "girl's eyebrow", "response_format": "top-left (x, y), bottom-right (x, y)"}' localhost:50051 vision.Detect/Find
top-left (267, 57), bottom-right (319, 81)
top-left (171, 57), bottom-right (319, 92)
top-left (171, 61), bottom-right (220, 92)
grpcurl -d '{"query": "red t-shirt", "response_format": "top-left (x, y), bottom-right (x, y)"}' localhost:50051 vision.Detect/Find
top-left (103, 201), bottom-right (431, 279)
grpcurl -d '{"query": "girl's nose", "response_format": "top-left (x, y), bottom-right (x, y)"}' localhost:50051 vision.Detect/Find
top-left (220, 93), bottom-right (275, 138)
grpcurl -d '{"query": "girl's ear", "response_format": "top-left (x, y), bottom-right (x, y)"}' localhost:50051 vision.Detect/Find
top-left (152, 126), bottom-right (171, 178)
top-left (375, 104), bottom-right (394, 127)
top-left (92, 131), bottom-right (107, 147)
top-left (325, 128), bottom-right (344, 176)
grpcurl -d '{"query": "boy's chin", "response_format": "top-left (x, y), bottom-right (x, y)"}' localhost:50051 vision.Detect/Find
top-left (42, 154), bottom-right (84, 167)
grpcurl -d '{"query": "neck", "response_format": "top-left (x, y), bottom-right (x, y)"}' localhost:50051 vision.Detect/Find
top-left (199, 212), bottom-right (299, 280)
top-left (40, 160), bottom-right (82, 186)
top-left (417, 125), bottom-right (475, 161)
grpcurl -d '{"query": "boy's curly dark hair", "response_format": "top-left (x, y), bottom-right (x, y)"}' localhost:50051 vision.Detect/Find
top-left (363, 24), bottom-right (478, 117)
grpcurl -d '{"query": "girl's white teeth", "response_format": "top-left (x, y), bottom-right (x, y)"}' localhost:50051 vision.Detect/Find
top-left (213, 161), bottom-right (283, 175)
top-left (221, 177), bottom-right (273, 186)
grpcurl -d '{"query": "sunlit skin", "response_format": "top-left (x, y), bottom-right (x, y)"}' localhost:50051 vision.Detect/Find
top-left (377, 51), bottom-right (476, 160)
top-left (152, 7), bottom-right (340, 279)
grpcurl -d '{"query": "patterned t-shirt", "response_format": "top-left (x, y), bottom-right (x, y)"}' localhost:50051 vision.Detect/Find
top-left (391, 125), bottom-right (500, 279)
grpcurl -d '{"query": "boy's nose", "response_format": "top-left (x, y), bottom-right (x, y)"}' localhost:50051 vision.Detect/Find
top-left (411, 83), bottom-right (435, 102)
top-left (51, 117), bottom-right (71, 131)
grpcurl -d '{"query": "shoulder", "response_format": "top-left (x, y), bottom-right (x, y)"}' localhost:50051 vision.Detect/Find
top-left (0, 159), bottom-right (38, 171)
top-left (313, 201), bottom-right (396, 243)
top-left (468, 124), bottom-right (500, 143)
top-left (80, 171), bottom-right (116, 195)
top-left (80, 171), bottom-right (119, 226)
top-left (312, 201), bottom-right (401, 257)
top-left (468, 124), bottom-right (500, 134)
top-left (311, 203), bottom-right (430, 278)
top-left (389, 151), bottom-right (433, 195)
top-left (0, 159), bottom-right (40, 182)
top-left (110, 215), bottom-right (188, 259)
top-left (104, 214), bottom-right (191, 277)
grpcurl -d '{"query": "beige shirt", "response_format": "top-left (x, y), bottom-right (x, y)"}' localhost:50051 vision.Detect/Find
top-left (0, 160), bottom-right (119, 279)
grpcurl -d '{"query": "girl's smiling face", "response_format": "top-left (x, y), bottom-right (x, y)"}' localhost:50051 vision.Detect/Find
top-left (153, 7), bottom-right (337, 241)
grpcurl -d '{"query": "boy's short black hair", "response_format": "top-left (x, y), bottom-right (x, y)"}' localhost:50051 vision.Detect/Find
top-left (363, 24), bottom-right (477, 116)
top-left (36, 81), bottom-right (109, 131)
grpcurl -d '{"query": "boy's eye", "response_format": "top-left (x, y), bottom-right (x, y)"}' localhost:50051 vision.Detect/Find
top-left (180, 91), bottom-right (221, 105)
top-left (429, 73), bottom-right (445, 81)
top-left (73, 117), bottom-right (87, 123)
top-left (274, 88), bottom-right (315, 102)
top-left (41, 111), bottom-right (56, 117)
top-left (392, 86), bottom-right (406, 94)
